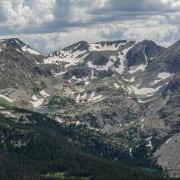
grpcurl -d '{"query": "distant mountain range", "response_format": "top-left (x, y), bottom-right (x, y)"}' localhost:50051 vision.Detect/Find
top-left (0, 37), bottom-right (179, 179)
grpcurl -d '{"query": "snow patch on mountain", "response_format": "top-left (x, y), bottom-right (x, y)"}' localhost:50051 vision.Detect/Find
top-left (44, 41), bottom-right (136, 69)
top-left (81, 92), bottom-right (88, 100)
top-left (0, 95), bottom-right (14, 103)
top-left (138, 97), bottom-right (157, 104)
top-left (152, 72), bottom-right (173, 85)
top-left (88, 91), bottom-right (104, 103)
top-left (89, 42), bottom-right (126, 52)
top-left (30, 95), bottom-right (43, 107)
top-left (128, 85), bottom-right (162, 96)
top-left (52, 70), bottom-right (67, 77)
top-left (14, 39), bottom-right (22, 46)
top-left (146, 137), bottom-right (153, 150)
top-left (91, 71), bottom-right (95, 80)
top-left (71, 76), bottom-right (89, 85)
top-left (88, 60), bottom-right (114, 71)
top-left (75, 91), bottom-right (104, 104)
top-left (113, 46), bottom-right (135, 75)
top-left (165, 138), bottom-right (172, 144)
top-left (40, 90), bottom-right (50, 97)
top-left (21, 46), bottom-right (41, 55)
top-left (114, 83), bottom-right (120, 89)
top-left (129, 49), bottom-right (148, 74)
top-left (44, 56), bottom-right (60, 64)
top-left (44, 49), bottom-right (88, 67)
top-left (129, 64), bottom-right (147, 74)
top-left (76, 94), bottom-right (81, 103)
top-left (122, 76), bottom-right (135, 83)
top-left (0, 110), bottom-right (16, 118)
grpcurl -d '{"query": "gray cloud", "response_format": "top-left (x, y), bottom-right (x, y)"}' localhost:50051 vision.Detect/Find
top-left (97, 0), bottom-right (168, 12)
top-left (0, 7), bottom-right (7, 22)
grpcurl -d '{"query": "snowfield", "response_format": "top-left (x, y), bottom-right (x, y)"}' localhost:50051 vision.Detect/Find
top-left (89, 42), bottom-right (126, 51)
top-left (152, 72), bottom-right (173, 85)
top-left (88, 91), bottom-right (104, 103)
top-left (30, 95), bottom-right (44, 107)
top-left (87, 60), bottom-right (114, 71)
top-left (128, 85), bottom-right (162, 96)
top-left (0, 95), bottom-right (14, 102)
top-left (21, 46), bottom-right (41, 55)
top-left (129, 64), bottom-right (147, 74)
top-left (114, 83), bottom-right (120, 89)
top-left (40, 90), bottom-right (50, 97)
top-left (44, 49), bottom-right (88, 67)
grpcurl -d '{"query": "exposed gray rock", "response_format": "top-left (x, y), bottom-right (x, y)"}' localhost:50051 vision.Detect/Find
top-left (154, 133), bottom-right (180, 178)
top-left (0, 37), bottom-right (180, 178)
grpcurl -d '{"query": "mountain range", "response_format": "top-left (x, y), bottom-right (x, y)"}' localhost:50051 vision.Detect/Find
top-left (0, 37), bottom-right (179, 179)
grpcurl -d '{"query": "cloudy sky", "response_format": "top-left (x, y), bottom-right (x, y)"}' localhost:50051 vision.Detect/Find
top-left (0, 0), bottom-right (179, 52)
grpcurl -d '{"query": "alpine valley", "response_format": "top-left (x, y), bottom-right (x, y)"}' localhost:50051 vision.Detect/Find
top-left (0, 38), bottom-right (179, 180)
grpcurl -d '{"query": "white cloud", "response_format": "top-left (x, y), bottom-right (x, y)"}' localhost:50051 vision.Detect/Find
top-left (161, 0), bottom-right (180, 9)
top-left (0, 0), bottom-right (55, 27)
top-left (0, 0), bottom-right (179, 51)
top-left (17, 28), bottom-right (102, 53)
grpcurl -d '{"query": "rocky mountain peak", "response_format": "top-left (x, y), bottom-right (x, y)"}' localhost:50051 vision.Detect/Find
top-left (0, 37), bottom-right (180, 178)
top-left (169, 39), bottom-right (180, 49)
top-left (126, 40), bottom-right (165, 68)
top-left (0, 38), bottom-right (43, 56)
top-left (62, 41), bottom-right (90, 52)
top-left (0, 38), bottom-right (26, 49)
top-left (146, 40), bottom-right (180, 73)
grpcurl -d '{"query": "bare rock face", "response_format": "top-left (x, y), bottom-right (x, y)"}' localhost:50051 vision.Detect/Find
top-left (0, 38), bottom-right (180, 178)
top-left (126, 40), bottom-right (165, 68)
top-left (154, 133), bottom-right (180, 178)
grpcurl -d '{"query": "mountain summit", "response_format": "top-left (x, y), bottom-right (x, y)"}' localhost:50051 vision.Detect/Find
top-left (0, 38), bottom-right (180, 179)
top-left (0, 38), bottom-right (43, 55)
